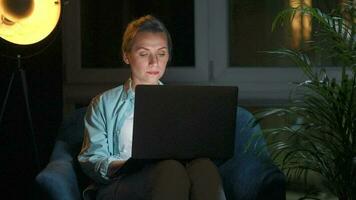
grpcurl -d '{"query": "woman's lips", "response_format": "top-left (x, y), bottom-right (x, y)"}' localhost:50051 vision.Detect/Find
top-left (147, 71), bottom-right (159, 75)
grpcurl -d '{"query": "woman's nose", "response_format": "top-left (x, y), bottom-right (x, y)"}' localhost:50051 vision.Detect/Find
top-left (149, 54), bottom-right (158, 67)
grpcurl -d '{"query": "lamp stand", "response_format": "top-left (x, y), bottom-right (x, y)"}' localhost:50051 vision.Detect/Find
top-left (0, 54), bottom-right (41, 172)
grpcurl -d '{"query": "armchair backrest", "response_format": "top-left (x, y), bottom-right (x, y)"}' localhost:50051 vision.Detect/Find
top-left (54, 107), bottom-right (87, 160)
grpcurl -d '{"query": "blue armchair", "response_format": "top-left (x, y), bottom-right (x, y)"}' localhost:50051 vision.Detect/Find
top-left (36, 106), bottom-right (286, 200)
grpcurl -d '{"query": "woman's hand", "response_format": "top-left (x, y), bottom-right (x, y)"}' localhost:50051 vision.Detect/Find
top-left (108, 160), bottom-right (127, 177)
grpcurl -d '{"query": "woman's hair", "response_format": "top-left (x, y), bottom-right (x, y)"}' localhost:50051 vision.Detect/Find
top-left (122, 15), bottom-right (172, 61)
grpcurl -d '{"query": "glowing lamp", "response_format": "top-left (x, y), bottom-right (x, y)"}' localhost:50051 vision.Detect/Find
top-left (0, 0), bottom-right (61, 45)
top-left (0, 0), bottom-right (62, 172)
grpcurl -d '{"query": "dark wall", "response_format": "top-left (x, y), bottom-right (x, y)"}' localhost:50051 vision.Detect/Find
top-left (0, 24), bottom-right (63, 199)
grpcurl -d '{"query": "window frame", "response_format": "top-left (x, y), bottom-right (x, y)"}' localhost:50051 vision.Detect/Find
top-left (63, 0), bottom-right (210, 85)
top-left (208, 0), bottom-right (341, 106)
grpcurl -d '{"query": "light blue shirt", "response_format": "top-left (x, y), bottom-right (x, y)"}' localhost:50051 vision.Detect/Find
top-left (78, 84), bottom-right (135, 183)
top-left (78, 81), bottom-right (162, 184)
top-left (118, 111), bottom-right (134, 160)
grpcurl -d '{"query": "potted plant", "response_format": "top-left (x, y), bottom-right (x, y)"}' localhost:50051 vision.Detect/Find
top-left (254, 1), bottom-right (355, 199)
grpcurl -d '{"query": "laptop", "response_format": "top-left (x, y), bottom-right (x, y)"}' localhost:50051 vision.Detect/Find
top-left (131, 85), bottom-right (238, 160)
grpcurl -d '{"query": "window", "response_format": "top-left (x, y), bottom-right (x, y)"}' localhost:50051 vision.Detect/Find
top-left (229, 0), bottom-right (290, 67)
top-left (210, 0), bottom-right (341, 105)
top-left (228, 0), bottom-right (339, 67)
top-left (80, 0), bottom-right (195, 69)
top-left (63, 0), bottom-right (209, 86)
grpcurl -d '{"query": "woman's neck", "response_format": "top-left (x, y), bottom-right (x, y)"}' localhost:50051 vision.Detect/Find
top-left (127, 78), bottom-right (159, 91)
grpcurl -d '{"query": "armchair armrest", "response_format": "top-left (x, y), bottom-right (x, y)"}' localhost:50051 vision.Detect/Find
top-left (36, 141), bottom-right (81, 200)
top-left (218, 107), bottom-right (286, 200)
top-left (219, 156), bottom-right (285, 200)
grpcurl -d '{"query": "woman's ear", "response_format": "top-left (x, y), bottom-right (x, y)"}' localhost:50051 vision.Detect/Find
top-left (123, 53), bottom-right (130, 64)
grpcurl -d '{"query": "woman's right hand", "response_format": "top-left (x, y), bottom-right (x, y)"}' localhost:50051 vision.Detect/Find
top-left (108, 160), bottom-right (127, 178)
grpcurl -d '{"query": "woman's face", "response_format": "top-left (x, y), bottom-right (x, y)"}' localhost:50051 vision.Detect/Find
top-left (124, 31), bottom-right (169, 87)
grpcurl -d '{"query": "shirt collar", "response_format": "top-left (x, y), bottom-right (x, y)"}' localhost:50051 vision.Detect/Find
top-left (122, 79), bottom-right (163, 101)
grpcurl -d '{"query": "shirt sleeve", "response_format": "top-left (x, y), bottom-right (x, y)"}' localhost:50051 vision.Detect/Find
top-left (77, 96), bottom-right (120, 184)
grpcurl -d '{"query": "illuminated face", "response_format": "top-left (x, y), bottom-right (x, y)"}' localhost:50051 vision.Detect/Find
top-left (123, 31), bottom-right (169, 88)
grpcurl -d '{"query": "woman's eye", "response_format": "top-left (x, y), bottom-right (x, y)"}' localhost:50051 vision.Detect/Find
top-left (158, 52), bottom-right (166, 57)
top-left (139, 53), bottom-right (148, 57)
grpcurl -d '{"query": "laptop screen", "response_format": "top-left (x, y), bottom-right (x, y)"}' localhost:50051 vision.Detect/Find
top-left (132, 85), bottom-right (238, 160)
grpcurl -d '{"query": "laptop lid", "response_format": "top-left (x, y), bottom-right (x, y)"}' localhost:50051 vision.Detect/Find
top-left (132, 85), bottom-right (238, 160)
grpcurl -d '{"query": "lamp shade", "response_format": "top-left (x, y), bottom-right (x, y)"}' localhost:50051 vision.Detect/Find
top-left (0, 0), bottom-right (61, 45)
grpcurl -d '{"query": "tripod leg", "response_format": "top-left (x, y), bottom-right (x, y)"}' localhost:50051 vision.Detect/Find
top-left (0, 72), bottom-right (15, 125)
top-left (19, 68), bottom-right (41, 172)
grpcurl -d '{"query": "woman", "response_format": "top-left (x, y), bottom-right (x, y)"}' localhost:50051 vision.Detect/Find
top-left (78, 15), bottom-right (226, 200)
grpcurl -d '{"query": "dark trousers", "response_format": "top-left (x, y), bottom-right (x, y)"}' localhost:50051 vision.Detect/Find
top-left (96, 158), bottom-right (226, 200)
